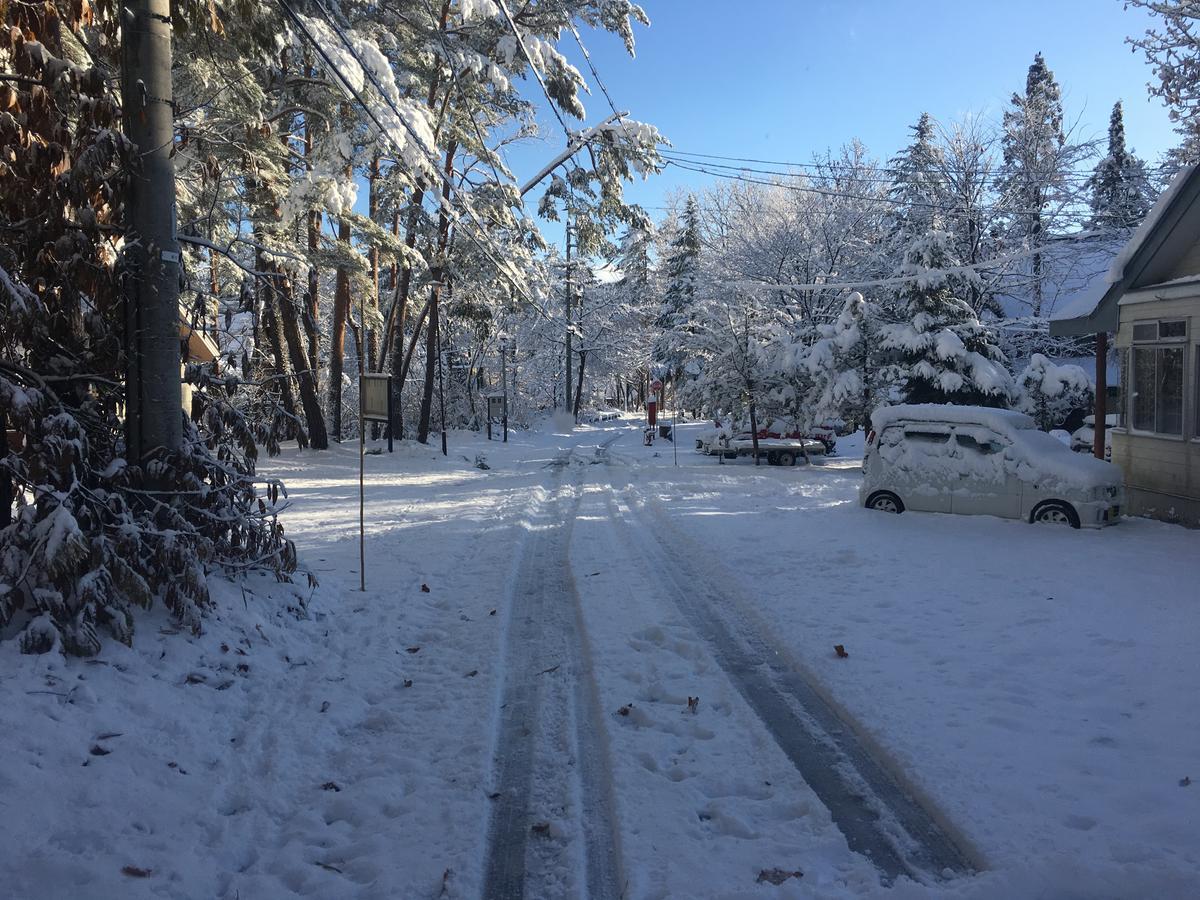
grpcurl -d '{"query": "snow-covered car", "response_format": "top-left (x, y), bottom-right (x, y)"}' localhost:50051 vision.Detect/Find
top-left (722, 433), bottom-right (827, 466)
top-left (582, 408), bottom-right (621, 423)
top-left (1070, 414), bottom-right (1118, 460)
top-left (861, 404), bottom-right (1124, 528)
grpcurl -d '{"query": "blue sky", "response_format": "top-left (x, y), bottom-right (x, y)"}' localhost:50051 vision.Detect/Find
top-left (503, 0), bottom-right (1179, 239)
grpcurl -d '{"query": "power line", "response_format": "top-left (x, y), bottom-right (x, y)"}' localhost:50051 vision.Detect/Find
top-left (658, 150), bottom-right (1100, 189)
top-left (662, 146), bottom-right (1181, 182)
top-left (661, 157), bottom-right (1139, 222)
top-left (282, 0), bottom-right (558, 324)
top-left (726, 228), bottom-right (1117, 294)
top-left (494, 0), bottom-right (574, 138)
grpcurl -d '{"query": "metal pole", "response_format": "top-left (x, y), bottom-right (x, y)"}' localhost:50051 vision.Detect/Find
top-left (359, 379), bottom-right (366, 592)
top-left (673, 382), bottom-right (678, 467)
top-left (121, 0), bottom-right (182, 461)
top-left (501, 338), bottom-right (509, 443)
top-left (387, 375), bottom-right (394, 453)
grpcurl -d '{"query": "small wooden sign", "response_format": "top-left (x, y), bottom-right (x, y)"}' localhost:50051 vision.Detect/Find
top-left (360, 374), bottom-right (391, 423)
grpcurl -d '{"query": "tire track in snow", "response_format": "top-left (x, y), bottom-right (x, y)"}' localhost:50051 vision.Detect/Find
top-left (606, 471), bottom-right (977, 886)
top-left (482, 441), bottom-right (623, 900)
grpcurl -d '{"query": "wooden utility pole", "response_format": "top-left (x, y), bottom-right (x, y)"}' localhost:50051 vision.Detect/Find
top-left (1094, 332), bottom-right (1108, 460)
top-left (121, 0), bottom-right (182, 461)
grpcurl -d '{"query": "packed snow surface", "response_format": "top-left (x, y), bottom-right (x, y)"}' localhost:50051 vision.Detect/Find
top-left (2, 418), bottom-right (1197, 898)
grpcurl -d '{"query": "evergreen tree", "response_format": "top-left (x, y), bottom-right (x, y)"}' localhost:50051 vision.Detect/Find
top-left (886, 113), bottom-right (946, 255)
top-left (1088, 101), bottom-right (1155, 228)
top-left (652, 196), bottom-right (702, 385)
top-left (1001, 53), bottom-right (1074, 315)
top-left (881, 232), bottom-right (1012, 407)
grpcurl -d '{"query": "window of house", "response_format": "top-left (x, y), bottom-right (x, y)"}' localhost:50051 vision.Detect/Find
top-left (1132, 345), bottom-right (1184, 435)
top-left (1116, 349), bottom-right (1128, 428)
top-left (1195, 348), bottom-right (1200, 438)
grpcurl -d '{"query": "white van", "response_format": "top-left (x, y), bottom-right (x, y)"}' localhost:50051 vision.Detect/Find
top-left (861, 404), bottom-right (1124, 528)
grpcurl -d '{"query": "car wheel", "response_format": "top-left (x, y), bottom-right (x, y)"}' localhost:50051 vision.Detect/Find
top-left (866, 490), bottom-right (904, 514)
top-left (778, 451), bottom-right (796, 467)
top-left (765, 451), bottom-right (779, 465)
top-left (1030, 500), bottom-right (1080, 528)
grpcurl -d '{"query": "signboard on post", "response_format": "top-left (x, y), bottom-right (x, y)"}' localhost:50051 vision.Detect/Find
top-left (358, 374), bottom-right (393, 592)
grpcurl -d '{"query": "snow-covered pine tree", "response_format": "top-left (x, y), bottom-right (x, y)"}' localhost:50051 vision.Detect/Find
top-left (886, 113), bottom-right (945, 259)
top-left (797, 292), bottom-right (891, 431)
top-left (881, 231), bottom-right (1013, 408)
top-left (1125, 0), bottom-right (1200, 166)
top-left (1088, 101), bottom-right (1155, 229)
top-left (653, 196), bottom-right (702, 394)
top-left (1000, 53), bottom-right (1085, 315)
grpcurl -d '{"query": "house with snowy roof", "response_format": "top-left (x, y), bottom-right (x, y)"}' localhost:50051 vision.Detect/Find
top-left (1051, 164), bottom-right (1200, 526)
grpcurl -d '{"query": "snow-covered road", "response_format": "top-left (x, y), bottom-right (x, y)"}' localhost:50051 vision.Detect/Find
top-left (3, 416), bottom-right (1197, 899)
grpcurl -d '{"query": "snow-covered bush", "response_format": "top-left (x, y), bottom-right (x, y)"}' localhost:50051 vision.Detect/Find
top-left (880, 231), bottom-right (1013, 407)
top-left (1015, 354), bottom-right (1094, 430)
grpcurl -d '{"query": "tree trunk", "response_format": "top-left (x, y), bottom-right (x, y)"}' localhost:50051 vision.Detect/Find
top-left (260, 262), bottom-right (306, 448)
top-left (573, 349), bottom-right (587, 416)
top-left (329, 212), bottom-right (351, 441)
top-left (749, 399), bottom-right (760, 466)
top-left (417, 141), bottom-right (457, 444)
top-left (417, 286), bottom-right (440, 444)
top-left (304, 99), bottom-right (321, 382)
top-left (273, 265), bottom-right (328, 449)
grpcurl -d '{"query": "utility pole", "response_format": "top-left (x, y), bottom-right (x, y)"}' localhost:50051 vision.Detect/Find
top-left (121, 0), bottom-right (182, 461)
top-left (564, 219), bottom-right (573, 420)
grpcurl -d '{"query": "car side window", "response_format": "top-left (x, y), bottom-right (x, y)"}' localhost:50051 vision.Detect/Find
top-left (956, 433), bottom-right (1002, 455)
top-left (902, 429), bottom-right (951, 448)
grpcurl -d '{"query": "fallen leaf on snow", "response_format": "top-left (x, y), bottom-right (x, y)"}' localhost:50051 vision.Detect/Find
top-left (756, 868), bottom-right (803, 885)
top-left (531, 822), bottom-right (551, 835)
top-left (121, 866), bottom-right (152, 878)
top-left (1181, 776), bottom-right (1192, 787)
top-left (406, 646), bottom-right (421, 654)
top-left (464, 670), bottom-right (478, 678)
top-left (687, 696), bottom-right (700, 714)
top-left (321, 782), bottom-right (341, 792)
top-left (834, 644), bottom-right (849, 659)
top-left (89, 745), bottom-right (111, 756)
top-left (403, 679), bottom-right (413, 688)
top-left (420, 584), bottom-right (431, 593)
top-left (617, 704), bottom-right (633, 717)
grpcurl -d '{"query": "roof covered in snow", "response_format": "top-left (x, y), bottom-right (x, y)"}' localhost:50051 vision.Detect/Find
top-left (996, 235), bottom-right (1124, 321)
top-left (1051, 165), bottom-right (1200, 336)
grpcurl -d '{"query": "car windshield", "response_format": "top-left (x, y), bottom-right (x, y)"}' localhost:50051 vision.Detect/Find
top-left (1011, 425), bottom-right (1071, 456)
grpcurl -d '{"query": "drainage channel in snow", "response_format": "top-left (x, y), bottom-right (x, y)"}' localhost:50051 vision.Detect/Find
top-left (482, 442), bottom-right (623, 900)
top-left (607, 474), bottom-right (977, 887)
